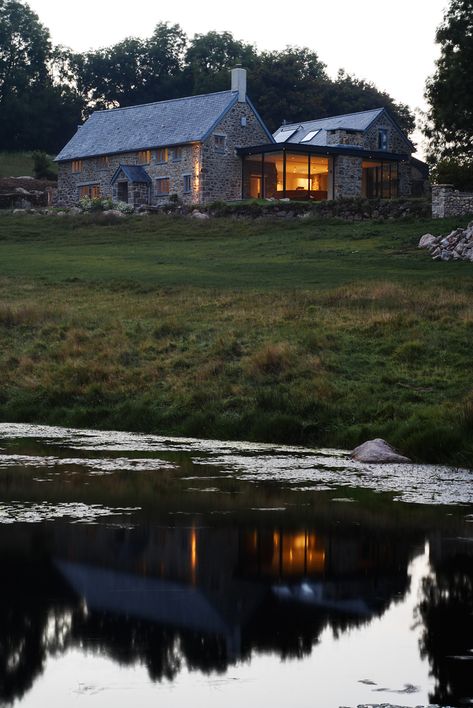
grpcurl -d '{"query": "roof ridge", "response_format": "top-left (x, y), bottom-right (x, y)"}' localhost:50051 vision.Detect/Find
top-left (92, 90), bottom-right (236, 116)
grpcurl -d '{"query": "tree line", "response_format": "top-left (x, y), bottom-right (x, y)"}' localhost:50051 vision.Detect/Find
top-left (0, 0), bottom-right (415, 154)
top-left (1, 0), bottom-right (471, 183)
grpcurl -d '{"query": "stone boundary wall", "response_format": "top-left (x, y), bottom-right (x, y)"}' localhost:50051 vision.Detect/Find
top-left (432, 184), bottom-right (473, 218)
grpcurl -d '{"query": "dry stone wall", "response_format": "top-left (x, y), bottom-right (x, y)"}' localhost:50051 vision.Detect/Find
top-left (432, 184), bottom-right (473, 218)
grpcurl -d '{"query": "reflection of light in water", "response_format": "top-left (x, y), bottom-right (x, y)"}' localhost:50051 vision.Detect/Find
top-left (191, 528), bottom-right (197, 585)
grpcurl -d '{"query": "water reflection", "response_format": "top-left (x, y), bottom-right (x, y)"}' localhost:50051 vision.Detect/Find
top-left (0, 520), bottom-right (421, 705)
top-left (418, 536), bottom-right (473, 707)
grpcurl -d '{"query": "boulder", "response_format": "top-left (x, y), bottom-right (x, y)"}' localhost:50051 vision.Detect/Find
top-left (351, 438), bottom-right (411, 463)
top-left (107, 209), bottom-right (126, 218)
top-left (12, 208), bottom-right (27, 214)
top-left (418, 234), bottom-right (437, 249)
top-left (69, 206), bottom-right (82, 215)
top-left (191, 210), bottom-right (209, 220)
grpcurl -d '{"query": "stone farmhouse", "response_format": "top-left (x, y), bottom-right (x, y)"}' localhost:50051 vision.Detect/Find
top-left (56, 68), bottom-right (427, 207)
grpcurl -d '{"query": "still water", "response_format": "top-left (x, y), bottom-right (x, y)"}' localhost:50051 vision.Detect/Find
top-left (0, 423), bottom-right (472, 708)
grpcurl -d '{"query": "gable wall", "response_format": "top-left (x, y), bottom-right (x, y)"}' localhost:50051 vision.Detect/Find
top-left (363, 113), bottom-right (412, 154)
top-left (200, 101), bottom-right (270, 203)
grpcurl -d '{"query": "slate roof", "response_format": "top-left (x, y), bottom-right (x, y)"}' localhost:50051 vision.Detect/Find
top-left (273, 108), bottom-right (412, 149)
top-left (111, 165), bottom-right (151, 183)
top-left (56, 90), bottom-right (240, 162)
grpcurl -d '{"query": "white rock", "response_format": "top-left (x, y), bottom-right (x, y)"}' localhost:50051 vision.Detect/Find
top-left (191, 211), bottom-right (209, 219)
top-left (351, 438), bottom-right (411, 463)
top-left (15, 187), bottom-right (30, 195)
top-left (12, 208), bottom-right (27, 214)
top-left (106, 209), bottom-right (126, 218)
top-left (69, 206), bottom-right (82, 215)
top-left (418, 234), bottom-right (437, 249)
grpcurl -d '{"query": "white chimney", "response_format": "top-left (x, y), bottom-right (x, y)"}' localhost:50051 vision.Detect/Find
top-left (231, 66), bottom-right (247, 103)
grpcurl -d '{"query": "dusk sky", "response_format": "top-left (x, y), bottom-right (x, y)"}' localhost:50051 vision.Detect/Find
top-left (26, 0), bottom-right (449, 155)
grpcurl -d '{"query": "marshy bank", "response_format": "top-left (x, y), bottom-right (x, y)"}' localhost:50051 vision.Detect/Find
top-left (0, 213), bottom-right (472, 464)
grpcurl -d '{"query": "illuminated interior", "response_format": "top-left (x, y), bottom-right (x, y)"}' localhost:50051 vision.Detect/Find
top-left (362, 160), bottom-right (399, 198)
top-left (240, 529), bottom-right (326, 578)
top-left (242, 152), bottom-right (330, 201)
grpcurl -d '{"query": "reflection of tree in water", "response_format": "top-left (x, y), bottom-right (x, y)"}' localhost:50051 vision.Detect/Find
top-left (0, 555), bottom-right (73, 705)
top-left (417, 542), bottom-right (473, 708)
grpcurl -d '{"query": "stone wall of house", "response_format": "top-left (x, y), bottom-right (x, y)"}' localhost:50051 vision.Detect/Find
top-left (333, 155), bottom-right (362, 198)
top-left (57, 145), bottom-right (204, 207)
top-left (432, 184), bottom-right (473, 218)
top-left (200, 101), bottom-right (270, 202)
top-left (327, 130), bottom-right (364, 147)
top-left (363, 112), bottom-right (412, 154)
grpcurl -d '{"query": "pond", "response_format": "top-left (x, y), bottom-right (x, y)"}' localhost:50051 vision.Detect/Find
top-left (0, 423), bottom-right (472, 708)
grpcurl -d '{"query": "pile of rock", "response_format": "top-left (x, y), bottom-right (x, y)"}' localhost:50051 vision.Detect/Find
top-left (418, 222), bottom-right (473, 261)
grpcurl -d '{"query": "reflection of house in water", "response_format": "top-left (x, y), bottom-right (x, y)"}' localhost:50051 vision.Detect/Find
top-left (53, 523), bottom-right (415, 661)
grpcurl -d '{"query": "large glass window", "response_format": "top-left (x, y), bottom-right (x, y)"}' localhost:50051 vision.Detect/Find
top-left (309, 156), bottom-right (329, 200)
top-left (242, 152), bottom-right (330, 200)
top-left (362, 160), bottom-right (398, 198)
top-left (263, 153), bottom-right (285, 199)
top-left (242, 154), bottom-right (263, 199)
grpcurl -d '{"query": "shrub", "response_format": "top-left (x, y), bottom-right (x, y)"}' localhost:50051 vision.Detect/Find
top-left (32, 151), bottom-right (57, 180)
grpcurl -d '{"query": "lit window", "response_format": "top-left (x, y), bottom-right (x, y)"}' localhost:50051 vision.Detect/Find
top-left (98, 156), bottom-right (109, 168)
top-left (156, 177), bottom-right (170, 196)
top-left (79, 184), bottom-right (100, 198)
top-left (378, 129), bottom-right (388, 151)
top-left (72, 160), bottom-right (82, 173)
top-left (156, 148), bottom-right (168, 163)
top-left (183, 174), bottom-right (191, 193)
top-left (138, 150), bottom-right (151, 164)
top-left (301, 130), bottom-right (320, 143)
top-left (214, 135), bottom-right (226, 152)
top-left (170, 147), bottom-right (183, 162)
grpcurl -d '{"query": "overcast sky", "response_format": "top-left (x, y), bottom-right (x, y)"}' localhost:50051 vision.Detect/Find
top-left (27, 0), bottom-right (448, 154)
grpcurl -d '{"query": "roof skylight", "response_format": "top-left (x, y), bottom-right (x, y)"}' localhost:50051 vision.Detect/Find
top-left (274, 128), bottom-right (297, 143)
top-left (301, 129), bottom-right (321, 142)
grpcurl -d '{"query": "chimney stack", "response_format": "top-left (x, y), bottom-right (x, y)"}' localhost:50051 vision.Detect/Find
top-left (231, 66), bottom-right (247, 103)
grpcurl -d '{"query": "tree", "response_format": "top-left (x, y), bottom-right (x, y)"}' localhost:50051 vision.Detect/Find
top-left (425, 0), bottom-right (473, 161)
top-left (0, 0), bottom-right (83, 152)
top-left (0, 0), bottom-right (50, 102)
top-left (185, 31), bottom-right (257, 95)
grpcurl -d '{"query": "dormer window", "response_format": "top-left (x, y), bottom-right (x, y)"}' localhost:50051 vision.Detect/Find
top-left (378, 129), bottom-right (388, 151)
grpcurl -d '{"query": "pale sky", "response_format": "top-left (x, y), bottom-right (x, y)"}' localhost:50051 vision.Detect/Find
top-left (27, 0), bottom-right (448, 155)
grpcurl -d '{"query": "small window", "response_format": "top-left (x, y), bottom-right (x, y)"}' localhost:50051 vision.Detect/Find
top-left (183, 174), bottom-right (191, 193)
top-left (170, 147), bottom-right (183, 162)
top-left (156, 148), bottom-right (168, 163)
top-left (138, 150), bottom-right (152, 164)
top-left (98, 156), bottom-right (109, 168)
top-left (72, 160), bottom-right (82, 173)
top-left (378, 129), bottom-right (388, 151)
top-left (301, 129), bottom-right (320, 143)
top-left (156, 177), bottom-right (170, 196)
top-left (214, 134), bottom-right (226, 152)
top-left (79, 184), bottom-right (100, 198)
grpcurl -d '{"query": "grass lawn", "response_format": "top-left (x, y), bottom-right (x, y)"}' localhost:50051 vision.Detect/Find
top-left (0, 152), bottom-right (35, 178)
top-left (0, 212), bottom-right (472, 464)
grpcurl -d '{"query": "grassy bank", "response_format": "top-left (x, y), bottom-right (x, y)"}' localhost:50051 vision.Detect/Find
top-left (0, 212), bottom-right (472, 464)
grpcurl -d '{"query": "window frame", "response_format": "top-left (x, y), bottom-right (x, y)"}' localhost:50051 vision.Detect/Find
top-left (138, 150), bottom-right (152, 165)
top-left (97, 156), bottom-right (109, 169)
top-left (214, 134), bottom-right (226, 153)
top-left (156, 148), bottom-right (168, 164)
top-left (183, 174), bottom-right (192, 194)
top-left (170, 146), bottom-right (183, 162)
top-left (72, 160), bottom-right (83, 173)
top-left (155, 177), bottom-right (170, 197)
top-left (79, 183), bottom-right (101, 199)
top-left (378, 129), bottom-right (388, 151)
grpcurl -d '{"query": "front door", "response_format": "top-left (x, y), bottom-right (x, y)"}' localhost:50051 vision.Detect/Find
top-left (117, 181), bottom-right (129, 203)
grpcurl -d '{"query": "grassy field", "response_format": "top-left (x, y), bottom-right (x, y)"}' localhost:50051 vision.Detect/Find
top-left (0, 152), bottom-right (35, 178)
top-left (0, 211), bottom-right (472, 464)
